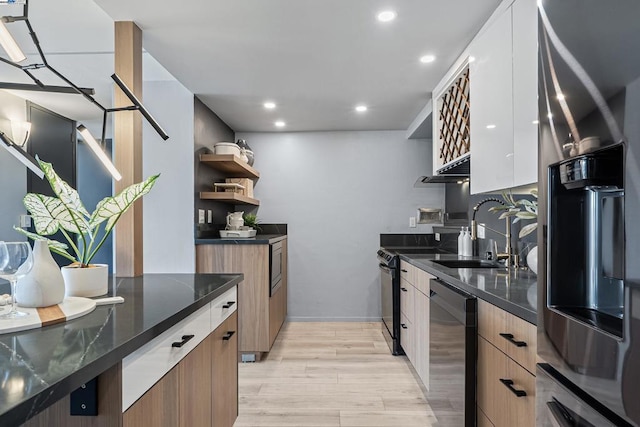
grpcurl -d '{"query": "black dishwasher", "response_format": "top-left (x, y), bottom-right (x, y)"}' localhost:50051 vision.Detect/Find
top-left (429, 279), bottom-right (477, 427)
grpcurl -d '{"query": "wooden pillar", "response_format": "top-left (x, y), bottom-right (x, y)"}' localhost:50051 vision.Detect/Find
top-left (114, 21), bottom-right (143, 277)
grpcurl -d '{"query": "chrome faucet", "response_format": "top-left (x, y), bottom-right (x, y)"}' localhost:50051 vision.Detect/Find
top-left (471, 198), bottom-right (516, 268)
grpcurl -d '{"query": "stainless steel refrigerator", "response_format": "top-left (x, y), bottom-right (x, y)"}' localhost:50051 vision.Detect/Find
top-left (537, 0), bottom-right (640, 425)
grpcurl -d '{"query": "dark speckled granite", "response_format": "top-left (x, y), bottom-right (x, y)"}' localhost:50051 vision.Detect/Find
top-left (195, 234), bottom-right (287, 245)
top-left (398, 254), bottom-right (537, 324)
top-left (0, 273), bottom-right (242, 426)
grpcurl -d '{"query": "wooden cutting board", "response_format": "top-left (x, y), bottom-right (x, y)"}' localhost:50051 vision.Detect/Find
top-left (0, 297), bottom-right (96, 334)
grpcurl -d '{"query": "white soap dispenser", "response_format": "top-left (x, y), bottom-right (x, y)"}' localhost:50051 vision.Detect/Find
top-left (457, 227), bottom-right (465, 256)
top-left (462, 227), bottom-right (473, 257)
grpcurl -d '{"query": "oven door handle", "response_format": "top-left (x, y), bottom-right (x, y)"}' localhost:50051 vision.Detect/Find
top-left (379, 264), bottom-right (393, 274)
top-left (547, 397), bottom-right (596, 427)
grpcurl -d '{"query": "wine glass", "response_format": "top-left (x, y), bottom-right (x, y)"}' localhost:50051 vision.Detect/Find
top-left (0, 242), bottom-right (33, 319)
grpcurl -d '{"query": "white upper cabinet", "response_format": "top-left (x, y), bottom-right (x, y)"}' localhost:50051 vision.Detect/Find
top-left (469, 8), bottom-right (514, 195)
top-left (468, 0), bottom-right (538, 194)
top-left (512, 0), bottom-right (538, 188)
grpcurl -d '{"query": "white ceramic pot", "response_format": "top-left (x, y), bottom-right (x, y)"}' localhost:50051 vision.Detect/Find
top-left (16, 240), bottom-right (65, 308)
top-left (527, 246), bottom-right (538, 275)
top-left (61, 264), bottom-right (108, 297)
top-left (214, 142), bottom-right (241, 156)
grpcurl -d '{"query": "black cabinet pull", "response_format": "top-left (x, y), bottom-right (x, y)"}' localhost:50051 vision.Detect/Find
top-left (222, 331), bottom-right (236, 341)
top-left (500, 379), bottom-right (527, 397)
top-left (401, 287), bottom-right (408, 292)
top-left (401, 323), bottom-right (408, 329)
top-left (171, 334), bottom-right (195, 348)
top-left (500, 333), bottom-right (527, 347)
top-left (401, 269), bottom-right (408, 273)
top-left (223, 301), bottom-right (236, 309)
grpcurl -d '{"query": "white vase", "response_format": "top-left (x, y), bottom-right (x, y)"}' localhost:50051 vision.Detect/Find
top-left (61, 264), bottom-right (108, 297)
top-left (16, 240), bottom-right (66, 308)
top-left (527, 246), bottom-right (538, 275)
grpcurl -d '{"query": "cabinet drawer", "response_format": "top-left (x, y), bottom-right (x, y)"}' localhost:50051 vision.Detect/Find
top-left (400, 312), bottom-right (414, 363)
top-left (122, 303), bottom-right (211, 411)
top-left (399, 261), bottom-right (415, 284)
top-left (478, 337), bottom-right (535, 427)
top-left (478, 299), bottom-right (536, 373)
top-left (400, 278), bottom-right (414, 321)
top-left (211, 286), bottom-right (238, 331)
top-left (413, 269), bottom-right (433, 297)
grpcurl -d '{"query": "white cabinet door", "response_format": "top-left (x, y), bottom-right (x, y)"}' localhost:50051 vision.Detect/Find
top-left (470, 9), bottom-right (514, 194)
top-left (512, 0), bottom-right (538, 188)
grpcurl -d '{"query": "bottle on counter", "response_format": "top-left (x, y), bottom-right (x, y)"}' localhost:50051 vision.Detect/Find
top-left (462, 227), bottom-right (473, 257)
top-left (458, 228), bottom-right (465, 256)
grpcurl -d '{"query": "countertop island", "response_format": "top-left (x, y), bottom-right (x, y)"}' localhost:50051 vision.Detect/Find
top-left (0, 273), bottom-right (243, 426)
top-left (397, 253), bottom-right (537, 324)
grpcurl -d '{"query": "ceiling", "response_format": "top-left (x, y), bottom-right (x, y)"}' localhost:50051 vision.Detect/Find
top-left (0, 0), bottom-right (502, 133)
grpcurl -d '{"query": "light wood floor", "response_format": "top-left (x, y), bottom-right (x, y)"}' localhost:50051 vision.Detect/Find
top-left (234, 322), bottom-right (440, 427)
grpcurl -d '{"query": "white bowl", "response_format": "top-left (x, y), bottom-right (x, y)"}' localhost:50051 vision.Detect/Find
top-left (214, 142), bottom-right (241, 156)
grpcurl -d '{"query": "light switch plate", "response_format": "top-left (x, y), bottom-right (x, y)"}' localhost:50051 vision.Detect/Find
top-left (435, 233), bottom-right (441, 241)
top-left (198, 209), bottom-right (205, 224)
top-left (478, 224), bottom-right (486, 239)
top-left (19, 215), bottom-right (31, 228)
top-left (207, 210), bottom-right (213, 223)
top-left (409, 216), bottom-right (417, 228)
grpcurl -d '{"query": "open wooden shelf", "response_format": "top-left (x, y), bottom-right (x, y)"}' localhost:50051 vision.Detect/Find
top-left (199, 154), bottom-right (260, 179)
top-left (199, 192), bottom-right (260, 206)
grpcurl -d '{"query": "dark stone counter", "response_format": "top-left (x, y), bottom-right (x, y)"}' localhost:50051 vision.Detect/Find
top-left (0, 273), bottom-right (243, 426)
top-left (195, 234), bottom-right (287, 245)
top-left (397, 253), bottom-right (537, 324)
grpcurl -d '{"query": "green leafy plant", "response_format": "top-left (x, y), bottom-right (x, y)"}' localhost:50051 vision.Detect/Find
top-left (488, 189), bottom-right (538, 238)
top-left (14, 159), bottom-right (159, 267)
top-left (243, 213), bottom-right (261, 231)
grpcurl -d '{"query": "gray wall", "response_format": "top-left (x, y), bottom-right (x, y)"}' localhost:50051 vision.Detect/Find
top-left (236, 130), bottom-right (444, 321)
top-left (0, 91), bottom-right (29, 242)
top-left (142, 80), bottom-right (195, 273)
top-left (194, 97), bottom-right (235, 225)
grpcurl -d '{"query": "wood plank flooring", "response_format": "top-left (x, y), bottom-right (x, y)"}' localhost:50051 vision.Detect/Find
top-left (234, 322), bottom-right (440, 427)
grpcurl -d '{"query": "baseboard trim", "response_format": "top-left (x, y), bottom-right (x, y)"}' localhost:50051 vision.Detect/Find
top-left (286, 316), bottom-right (382, 322)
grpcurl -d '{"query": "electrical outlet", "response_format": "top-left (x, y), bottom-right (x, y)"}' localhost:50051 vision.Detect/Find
top-left (409, 216), bottom-right (416, 228)
top-left (19, 215), bottom-right (31, 228)
top-left (435, 233), bottom-right (441, 241)
top-left (478, 224), bottom-right (486, 239)
top-left (198, 209), bottom-right (205, 224)
top-left (207, 210), bottom-right (213, 224)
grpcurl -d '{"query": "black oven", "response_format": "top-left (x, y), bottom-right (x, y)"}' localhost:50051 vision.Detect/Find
top-left (269, 241), bottom-right (283, 296)
top-left (378, 248), bottom-right (403, 355)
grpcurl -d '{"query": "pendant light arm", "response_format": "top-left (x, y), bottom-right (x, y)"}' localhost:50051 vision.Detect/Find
top-left (100, 110), bottom-right (107, 149)
top-left (46, 64), bottom-right (108, 112)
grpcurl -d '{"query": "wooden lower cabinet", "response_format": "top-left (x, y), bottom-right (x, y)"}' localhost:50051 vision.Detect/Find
top-left (477, 337), bottom-right (535, 427)
top-left (124, 313), bottom-right (239, 427)
top-left (124, 368), bottom-right (179, 427)
top-left (477, 407), bottom-right (495, 427)
top-left (212, 311), bottom-right (238, 427)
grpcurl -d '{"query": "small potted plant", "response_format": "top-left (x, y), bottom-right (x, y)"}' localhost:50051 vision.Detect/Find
top-left (242, 213), bottom-right (261, 232)
top-left (15, 159), bottom-right (159, 297)
top-left (489, 189), bottom-right (538, 272)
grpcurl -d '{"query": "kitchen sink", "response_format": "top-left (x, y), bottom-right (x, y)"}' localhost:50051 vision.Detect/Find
top-left (432, 259), bottom-right (503, 269)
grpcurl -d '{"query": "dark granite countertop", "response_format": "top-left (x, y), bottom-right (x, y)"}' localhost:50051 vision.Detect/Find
top-left (195, 233), bottom-right (287, 245)
top-left (397, 253), bottom-right (537, 324)
top-left (0, 273), bottom-right (243, 426)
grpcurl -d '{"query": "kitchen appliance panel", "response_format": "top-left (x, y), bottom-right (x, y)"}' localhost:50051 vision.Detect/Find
top-left (269, 241), bottom-right (283, 296)
top-left (378, 249), bottom-right (403, 355)
top-left (429, 279), bottom-right (476, 427)
top-left (538, 0), bottom-right (640, 425)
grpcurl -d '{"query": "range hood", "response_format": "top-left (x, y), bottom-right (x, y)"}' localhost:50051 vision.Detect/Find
top-left (414, 153), bottom-right (470, 186)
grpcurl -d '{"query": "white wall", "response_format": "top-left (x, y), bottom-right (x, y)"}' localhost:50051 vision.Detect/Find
top-left (0, 91), bottom-right (30, 242)
top-left (142, 81), bottom-right (195, 273)
top-left (236, 130), bottom-right (444, 321)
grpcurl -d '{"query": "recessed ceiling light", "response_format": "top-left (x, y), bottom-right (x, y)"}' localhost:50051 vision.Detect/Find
top-left (468, 56), bottom-right (476, 63)
top-left (355, 105), bottom-right (368, 113)
top-left (264, 101), bottom-right (276, 109)
top-left (547, 113), bottom-right (553, 119)
top-left (420, 55), bottom-right (436, 64)
top-left (556, 93), bottom-right (565, 101)
top-left (377, 10), bottom-right (397, 22)
top-left (532, 120), bottom-right (540, 124)
top-left (275, 121), bottom-right (286, 128)
top-left (486, 124), bottom-right (496, 129)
